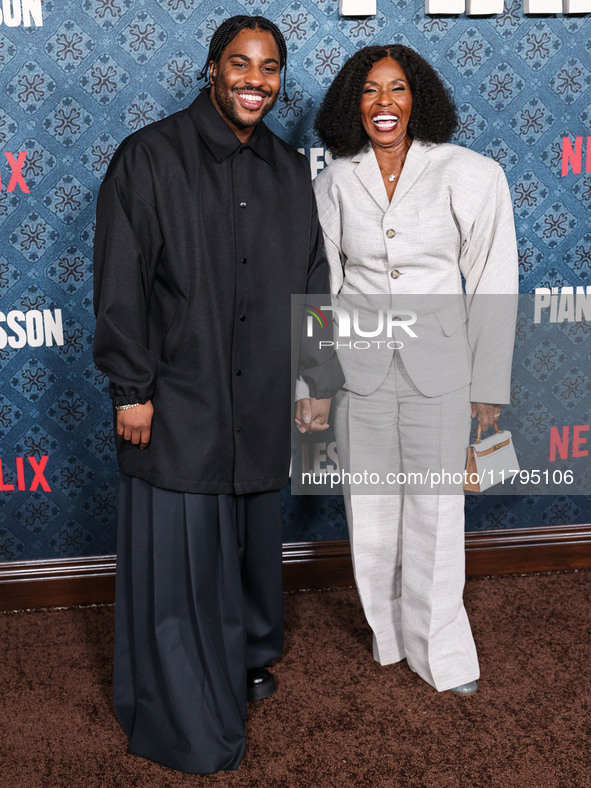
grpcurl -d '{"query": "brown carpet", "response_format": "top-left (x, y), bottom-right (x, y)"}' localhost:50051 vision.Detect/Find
top-left (2, 571), bottom-right (591, 788)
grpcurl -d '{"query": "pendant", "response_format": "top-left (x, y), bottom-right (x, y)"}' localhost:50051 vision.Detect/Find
top-left (388, 173), bottom-right (396, 182)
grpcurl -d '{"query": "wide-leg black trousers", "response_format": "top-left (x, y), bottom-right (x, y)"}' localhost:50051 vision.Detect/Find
top-left (113, 474), bottom-right (284, 774)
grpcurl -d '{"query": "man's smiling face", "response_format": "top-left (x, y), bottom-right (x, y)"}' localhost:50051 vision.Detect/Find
top-left (209, 28), bottom-right (281, 141)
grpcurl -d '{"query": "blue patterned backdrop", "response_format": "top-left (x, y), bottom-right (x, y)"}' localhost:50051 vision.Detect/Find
top-left (0, 0), bottom-right (589, 560)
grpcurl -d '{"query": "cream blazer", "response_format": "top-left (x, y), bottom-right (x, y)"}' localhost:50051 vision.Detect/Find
top-left (312, 140), bottom-right (519, 404)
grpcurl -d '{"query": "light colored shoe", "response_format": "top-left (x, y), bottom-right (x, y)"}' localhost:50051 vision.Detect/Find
top-left (450, 680), bottom-right (478, 695)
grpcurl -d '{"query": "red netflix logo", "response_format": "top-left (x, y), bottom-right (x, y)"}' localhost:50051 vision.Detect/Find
top-left (0, 152), bottom-right (29, 193)
top-left (0, 456), bottom-right (51, 491)
top-left (561, 137), bottom-right (591, 177)
top-left (549, 425), bottom-right (589, 461)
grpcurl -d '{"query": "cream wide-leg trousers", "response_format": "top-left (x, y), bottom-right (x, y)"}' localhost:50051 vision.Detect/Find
top-left (333, 353), bottom-right (479, 692)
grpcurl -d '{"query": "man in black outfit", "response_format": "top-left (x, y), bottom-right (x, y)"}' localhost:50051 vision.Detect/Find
top-left (93, 15), bottom-right (343, 775)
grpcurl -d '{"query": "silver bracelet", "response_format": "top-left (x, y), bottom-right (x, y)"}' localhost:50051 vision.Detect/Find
top-left (115, 403), bottom-right (140, 411)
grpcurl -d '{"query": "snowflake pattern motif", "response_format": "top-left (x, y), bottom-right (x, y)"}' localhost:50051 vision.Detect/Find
top-left (448, 28), bottom-right (493, 78)
top-left (9, 212), bottom-right (58, 263)
top-left (82, 0), bottom-right (132, 31)
top-left (81, 132), bottom-right (118, 179)
top-left (43, 175), bottom-right (94, 225)
top-left (157, 51), bottom-right (198, 101)
top-left (16, 496), bottom-right (59, 535)
top-left (479, 63), bottom-right (524, 111)
top-left (120, 92), bottom-right (167, 131)
top-left (79, 54), bottom-right (130, 106)
top-left (17, 138), bottom-right (57, 189)
top-left (47, 390), bottom-right (93, 431)
top-left (44, 20), bottom-right (95, 73)
top-left (515, 22), bottom-right (561, 72)
top-left (511, 171), bottom-right (549, 218)
top-left (550, 58), bottom-right (591, 105)
top-left (483, 139), bottom-right (519, 172)
top-left (49, 521), bottom-right (94, 554)
top-left (533, 202), bottom-right (577, 249)
top-left (118, 12), bottom-right (167, 64)
top-left (43, 97), bottom-right (93, 147)
top-left (451, 103), bottom-right (487, 144)
top-left (510, 99), bottom-right (555, 147)
top-left (551, 368), bottom-right (589, 410)
top-left (278, 4), bottom-right (319, 52)
top-left (304, 36), bottom-right (346, 87)
top-left (11, 359), bottom-right (57, 403)
top-left (84, 420), bottom-right (115, 462)
top-left (14, 424), bottom-right (59, 457)
top-left (47, 246), bottom-right (92, 293)
top-left (7, 62), bottom-right (56, 113)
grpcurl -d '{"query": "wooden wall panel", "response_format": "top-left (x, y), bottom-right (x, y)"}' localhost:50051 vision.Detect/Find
top-left (1, 524), bottom-right (590, 611)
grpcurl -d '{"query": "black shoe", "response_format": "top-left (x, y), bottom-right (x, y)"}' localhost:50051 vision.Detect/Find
top-left (247, 667), bottom-right (277, 701)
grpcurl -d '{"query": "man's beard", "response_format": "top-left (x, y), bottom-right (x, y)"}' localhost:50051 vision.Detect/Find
top-left (212, 77), bottom-right (278, 129)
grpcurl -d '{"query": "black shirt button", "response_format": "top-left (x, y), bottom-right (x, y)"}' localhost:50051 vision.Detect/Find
top-left (236, 426), bottom-right (242, 433)
top-left (240, 314), bottom-right (246, 321)
top-left (239, 202), bottom-right (247, 208)
top-left (236, 369), bottom-right (242, 376)
top-left (241, 258), bottom-right (247, 264)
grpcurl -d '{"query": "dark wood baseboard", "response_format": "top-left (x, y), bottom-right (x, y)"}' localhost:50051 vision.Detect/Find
top-left (1, 524), bottom-right (590, 611)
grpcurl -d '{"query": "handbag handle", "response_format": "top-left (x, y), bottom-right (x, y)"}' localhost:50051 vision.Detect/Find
top-left (474, 420), bottom-right (503, 444)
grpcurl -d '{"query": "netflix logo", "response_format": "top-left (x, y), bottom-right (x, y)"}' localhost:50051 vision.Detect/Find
top-left (0, 152), bottom-right (29, 193)
top-left (0, 456), bottom-right (51, 492)
top-left (549, 425), bottom-right (589, 462)
top-left (561, 136), bottom-right (591, 177)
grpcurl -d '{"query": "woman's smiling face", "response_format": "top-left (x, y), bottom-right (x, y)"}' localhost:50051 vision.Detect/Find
top-left (360, 57), bottom-right (413, 150)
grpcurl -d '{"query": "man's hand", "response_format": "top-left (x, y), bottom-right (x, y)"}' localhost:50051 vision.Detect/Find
top-left (117, 400), bottom-right (154, 449)
top-left (471, 402), bottom-right (501, 433)
top-left (294, 398), bottom-right (332, 434)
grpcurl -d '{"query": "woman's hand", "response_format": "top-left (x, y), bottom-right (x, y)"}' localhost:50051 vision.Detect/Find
top-left (294, 398), bottom-right (332, 433)
top-left (117, 401), bottom-right (154, 449)
top-left (471, 402), bottom-right (501, 433)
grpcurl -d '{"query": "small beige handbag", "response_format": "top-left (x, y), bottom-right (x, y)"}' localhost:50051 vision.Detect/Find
top-left (463, 421), bottom-right (520, 493)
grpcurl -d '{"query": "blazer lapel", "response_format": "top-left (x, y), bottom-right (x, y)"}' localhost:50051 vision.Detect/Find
top-left (353, 147), bottom-right (389, 213)
top-left (388, 140), bottom-right (431, 212)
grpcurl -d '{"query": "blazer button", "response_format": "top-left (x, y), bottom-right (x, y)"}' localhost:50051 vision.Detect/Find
top-left (239, 202), bottom-right (247, 208)
top-left (386, 228), bottom-right (396, 238)
top-left (390, 269), bottom-right (402, 279)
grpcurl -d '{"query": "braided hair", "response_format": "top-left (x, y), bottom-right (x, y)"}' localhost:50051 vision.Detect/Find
top-left (200, 15), bottom-right (289, 100)
top-left (314, 45), bottom-right (458, 158)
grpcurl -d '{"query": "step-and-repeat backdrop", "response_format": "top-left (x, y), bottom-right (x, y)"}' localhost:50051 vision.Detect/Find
top-left (0, 0), bottom-right (589, 560)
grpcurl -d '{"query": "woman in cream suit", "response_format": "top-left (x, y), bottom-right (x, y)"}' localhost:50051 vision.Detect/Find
top-left (306, 45), bottom-right (518, 694)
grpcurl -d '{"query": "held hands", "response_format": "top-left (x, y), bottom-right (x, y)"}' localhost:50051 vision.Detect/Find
top-left (116, 400), bottom-right (154, 450)
top-left (471, 402), bottom-right (501, 433)
top-left (294, 397), bottom-right (332, 434)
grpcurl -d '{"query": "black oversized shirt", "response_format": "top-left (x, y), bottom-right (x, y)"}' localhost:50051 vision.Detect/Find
top-left (93, 89), bottom-right (342, 494)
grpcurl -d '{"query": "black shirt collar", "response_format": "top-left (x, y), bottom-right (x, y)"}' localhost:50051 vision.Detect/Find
top-left (188, 88), bottom-right (276, 169)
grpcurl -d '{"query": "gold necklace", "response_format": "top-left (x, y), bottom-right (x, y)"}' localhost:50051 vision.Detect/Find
top-left (378, 162), bottom-right (403, 183)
